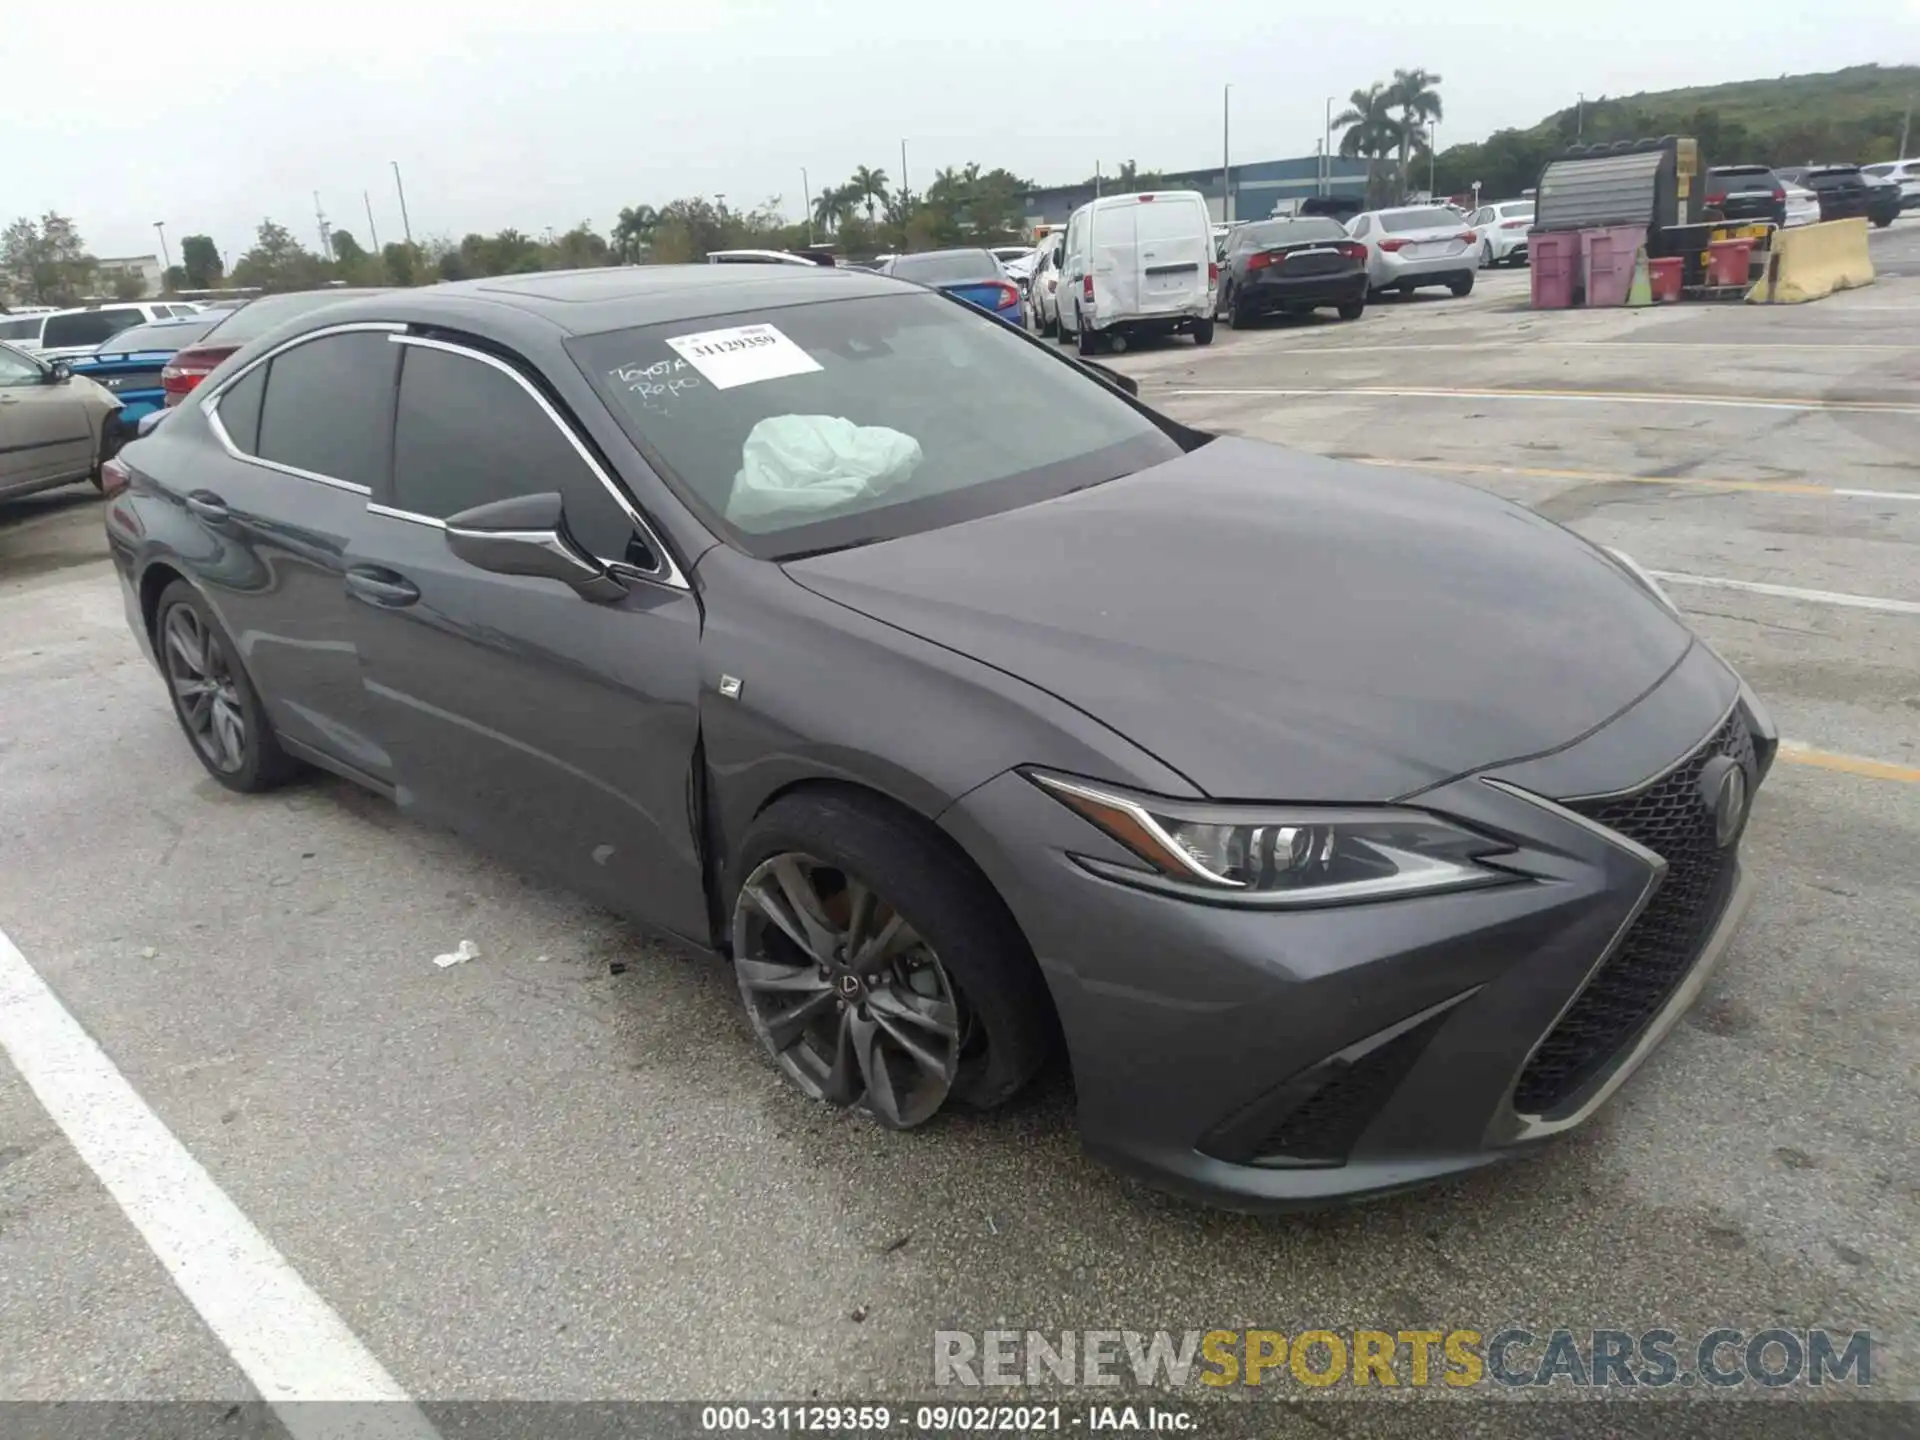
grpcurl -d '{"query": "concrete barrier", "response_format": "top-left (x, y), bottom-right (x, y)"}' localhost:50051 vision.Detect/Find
top-left (1746, 217), bottom-right (1874, 304)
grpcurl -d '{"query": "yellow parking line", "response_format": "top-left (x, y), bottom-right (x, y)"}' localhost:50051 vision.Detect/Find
top-left (1778, 742), bottom-right (1920, 784)
top-left (1347, 456), bottom-right (1836, 498)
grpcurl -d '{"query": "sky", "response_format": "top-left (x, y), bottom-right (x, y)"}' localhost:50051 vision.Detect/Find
top-left (11, 1), bottom-right (1918, 264)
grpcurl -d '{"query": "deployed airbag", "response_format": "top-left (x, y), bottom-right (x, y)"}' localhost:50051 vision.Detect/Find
top-left (728, 414), bottom-right (922, 526)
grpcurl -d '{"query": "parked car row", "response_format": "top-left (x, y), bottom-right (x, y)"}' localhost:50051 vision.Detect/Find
top-left (0, 300), bottom-right (207, 359)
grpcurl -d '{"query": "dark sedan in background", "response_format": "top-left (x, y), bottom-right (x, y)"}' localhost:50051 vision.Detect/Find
top-left (1776, 165), bottom-right (1879, 224)
top-left (104, 265), bottom-right (1772, 1210)
top-left (1214, 216), bottom-right (1369, 326)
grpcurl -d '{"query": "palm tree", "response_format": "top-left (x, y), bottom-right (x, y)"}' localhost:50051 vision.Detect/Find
top-left (1389, 68), bottom-right (1444, 200)
top-left (1334, 84), bottom-right (1399, 207)
top-left (812, 184), bottom-right (858, 234)
top-left (612, 204), bottom-right (659, 264)
top-left (850, 166), bottom-right (890, 224)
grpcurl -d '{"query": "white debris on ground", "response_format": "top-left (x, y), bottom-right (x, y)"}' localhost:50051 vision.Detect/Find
top-left (433, 939), bottom-right (480, 969)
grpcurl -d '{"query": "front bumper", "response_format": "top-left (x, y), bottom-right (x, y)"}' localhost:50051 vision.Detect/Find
top-left (941, 654), bottom-right (1773, 1210)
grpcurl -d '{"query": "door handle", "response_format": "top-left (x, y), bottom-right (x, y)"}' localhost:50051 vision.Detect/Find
top-left (344, 566), bottom-right (421, 609)
top-left (185, 491), bottom-right (229, 522)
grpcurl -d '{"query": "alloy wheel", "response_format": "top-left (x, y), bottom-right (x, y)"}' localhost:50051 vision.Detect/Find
top-left (162, 603), bottom-right (247, 774)
top-left (733, 852), bottom-right (965, 1128)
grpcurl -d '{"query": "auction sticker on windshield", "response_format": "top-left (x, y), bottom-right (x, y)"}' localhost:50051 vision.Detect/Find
top-left (665, 323), bottom-right (823, 390)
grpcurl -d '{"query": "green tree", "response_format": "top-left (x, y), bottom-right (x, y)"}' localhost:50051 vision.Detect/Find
top-left (1388, 68), bottom-right (1445, 201)
top-left (1335, 84), bottom-right (1400, 207)
top-left (1, 212), bottom-right (97, 305)
top-left (612, 204), bottom-right (659, 263)
top-left (164, 265), bottom-right (189, 293)
top-left (110, 270), bottom-right (148, 300)
top-left (179, 234), bottom-right (223, 289)
top-left (544, 222), bottom-right (611, 270)
top-left (812, 183), bottom-right (856, 234)
top-left (382, 241), bottom-right (424, 286)
top-left (230, 219), bottom-right (332, 292)
top-left (330, 230), bottom-right (367, 264)
top-left (850, 166), bottom-right (890, 225)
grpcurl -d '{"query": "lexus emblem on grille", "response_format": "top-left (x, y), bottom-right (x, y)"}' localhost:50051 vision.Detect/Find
top-left (1700, 756), bottom-right (1749, 848)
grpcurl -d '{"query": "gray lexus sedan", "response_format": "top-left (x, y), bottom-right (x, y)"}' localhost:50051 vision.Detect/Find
top-left (102, 265), bottom-right (1775, 1210)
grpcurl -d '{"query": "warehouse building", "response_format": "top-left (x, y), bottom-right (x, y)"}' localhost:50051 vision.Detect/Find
top-left (1022, 154), bottom-right (1371, 225)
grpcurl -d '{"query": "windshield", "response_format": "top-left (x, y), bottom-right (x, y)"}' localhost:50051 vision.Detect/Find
top-left (1243, 218), bottom-right (1347, 246)
top-left (41, 309), bottom-right (146, 348)
top-left (89, 318), bottom-right (220, 353)
top-left (571, 292), bottom-right (1182, 558)
top-left (888, 251), bottom-right (1001, 286)
top-left (1379, 208), bottom-right (1461, 233)
top-left (0, 316), bottom-right (42, 341)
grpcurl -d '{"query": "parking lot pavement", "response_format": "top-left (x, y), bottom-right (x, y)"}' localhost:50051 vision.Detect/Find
top-left (3, 228), bottom-right (1917, 1416)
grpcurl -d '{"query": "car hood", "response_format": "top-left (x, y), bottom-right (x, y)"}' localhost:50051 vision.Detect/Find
top-left (783, 439), bottom-right (1695, 801)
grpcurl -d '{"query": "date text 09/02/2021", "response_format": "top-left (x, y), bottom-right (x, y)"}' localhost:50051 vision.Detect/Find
top-left (700, 1405), bottom-right (1188, 1433)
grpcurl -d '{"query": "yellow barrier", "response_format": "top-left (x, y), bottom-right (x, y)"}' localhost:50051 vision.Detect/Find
top-left (1746, 217), bottom-right (1874, 304)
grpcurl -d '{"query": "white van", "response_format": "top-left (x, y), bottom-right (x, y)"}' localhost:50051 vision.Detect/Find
top-left (1057, 190), bottom-right (1215, 353)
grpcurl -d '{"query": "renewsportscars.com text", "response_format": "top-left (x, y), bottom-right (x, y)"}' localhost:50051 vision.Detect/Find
top-left (933, 1328), bottom-right (1873, 1390)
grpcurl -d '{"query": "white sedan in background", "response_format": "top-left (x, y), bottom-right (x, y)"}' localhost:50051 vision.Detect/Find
top-left (1781, 182), bottom-right (1821, 228)
top-left (1024, 232), bottom-right (1066, 336)
top-left (1346, 206), bottom-right (1479, 299)
top-left (1468, 201), bottom-right (1535, 267)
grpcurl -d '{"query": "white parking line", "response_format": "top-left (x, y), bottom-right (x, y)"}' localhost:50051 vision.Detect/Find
top-left (1649, 571), bottom-right (1920, 616)
top-left (1168, 387), bottom-right (1920, 415)
top-left (0, 927), bottom-right (439, 1438)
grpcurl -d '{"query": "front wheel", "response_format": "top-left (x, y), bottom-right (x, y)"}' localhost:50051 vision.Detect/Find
top-left (729, 790), bottom-right (1052, 1126)
top-left (1448, 272), bottom-right (1475, 297)
top-left (155, 581), bottom-right (302, 793)
top-left (1191, 317), bottom-right (1215, 346)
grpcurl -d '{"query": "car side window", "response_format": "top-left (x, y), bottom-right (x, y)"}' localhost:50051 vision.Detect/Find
top-left (215, 365), bottom-right (268, 452)
top-left (391, 343), bottom-right (646, 567)
top-left (0, 348), bottom-right (42, 385)
top-left (252, 332), bottom-right (398, 488)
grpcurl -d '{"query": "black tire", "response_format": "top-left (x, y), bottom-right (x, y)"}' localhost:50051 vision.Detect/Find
top-left (1230, 295), bottom-right (1253, 328)
top-left (1448, 272), bottom-right (1475, 297)
top-left (1481, 242), bottom-right (1494, 269)
top-left (1191, 317), bottom-right (1215, 346)
top-left (1041, 308), bottom-right (1058, 337)
top-left (729, 788), bottom-right (1052, 1118)
top-left (1873, 215), bottom-right (1893, 229)
top-left (1336, 298), bottom-right (1366, 321)
top-left (1077, 320), bottom-right (1099, 355)
top-left (154, 580), bottom-right (301, 793)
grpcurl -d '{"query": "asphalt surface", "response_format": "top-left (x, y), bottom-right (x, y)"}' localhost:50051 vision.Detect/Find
top-left (3, 224), bottom-right (1917, 1423)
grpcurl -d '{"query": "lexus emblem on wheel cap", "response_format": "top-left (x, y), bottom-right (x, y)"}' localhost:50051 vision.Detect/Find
top-left (1701, 755), bottom-right (1749, 849)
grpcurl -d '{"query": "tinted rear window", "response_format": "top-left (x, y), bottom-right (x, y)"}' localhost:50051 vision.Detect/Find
top-left (1497, 204), bottom-right (1535, 219)
top-left (1808, 169), bottom-right (1862, 186)
top-left (1709, 167), bottom-right (1777, 189)
top-left (90, 319), bottom-right (220, 353)
top-left (41, 309), bottom-right (146, 348)
top-left (1379, 208), bottom-right (1460, 233)
top-left (889, 251), bottom-right (1000, 286)
top-left (1243, 218), bottom-right (1347, 246)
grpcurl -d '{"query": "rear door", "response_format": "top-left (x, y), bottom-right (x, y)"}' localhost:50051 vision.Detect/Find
top-left (346, 334), bottom-right (709, 940)
top-left (1131, 195), bottom-right (1209, 312)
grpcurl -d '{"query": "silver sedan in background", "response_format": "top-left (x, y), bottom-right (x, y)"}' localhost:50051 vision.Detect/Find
top-left (1346, 205), bottom-right (1480, 299)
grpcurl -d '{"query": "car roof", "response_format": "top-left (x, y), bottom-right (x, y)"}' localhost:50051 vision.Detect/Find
top-left (296, 265), bottom-right (913, 340)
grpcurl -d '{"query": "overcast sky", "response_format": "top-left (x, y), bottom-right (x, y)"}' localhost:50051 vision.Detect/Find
top-left (12, 1), bottom-right (1917, 263)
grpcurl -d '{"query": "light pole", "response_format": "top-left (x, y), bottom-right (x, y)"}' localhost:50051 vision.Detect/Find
top-left (1324, 96), bottom-right (1335, 197)
top-left (364, 191), bottom-right (381, 253)
top-left (1222, 83), bottom-right (1232, 223)
top-left (152, 221), bottom-right (171, 282)
top-left (1576, 93), bottom-right (1585, 143)
top-left (391, 160), bottom-right (414, 247)
top-left (1429, 121), bottom-right (1438, 198)
top-left (802, 167), bottom-right (814, 245)
top-left (900, 139), bottom-right (910, 209)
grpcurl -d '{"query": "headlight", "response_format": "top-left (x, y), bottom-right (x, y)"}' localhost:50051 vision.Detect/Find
top-left (1605, 546), bottom-right (1681, 616)
top-left (1028, 773), bottom-right (1515, 908)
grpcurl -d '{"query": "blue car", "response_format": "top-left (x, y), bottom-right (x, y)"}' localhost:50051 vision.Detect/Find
top-left (67, 312), bottom-right (223, 453)
top-left (876, 248), bottom-right (1027, 327)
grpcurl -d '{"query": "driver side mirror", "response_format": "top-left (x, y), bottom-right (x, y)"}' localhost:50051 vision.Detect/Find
top-left (46, 360), bottom-right (71, 383)
top-left (443, 491), bottom-right (628, 603)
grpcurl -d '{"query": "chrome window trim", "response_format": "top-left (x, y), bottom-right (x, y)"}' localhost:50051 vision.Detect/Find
top-left (387, 333), bottom-right (687, 591)
top-left (367, 501), bottom-right (444, 529)
top-left (203, 321), bottom-right (407, 497)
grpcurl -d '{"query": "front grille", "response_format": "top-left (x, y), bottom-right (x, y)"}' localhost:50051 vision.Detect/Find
top-left (1513, 709), bottom-right (1753, 1115)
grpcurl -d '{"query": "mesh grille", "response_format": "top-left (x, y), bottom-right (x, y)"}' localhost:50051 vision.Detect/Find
top-left (1251, 1018), bottom-right (1440, 1164)
top-left (1513, 709), bottom-right (1752, 1116)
